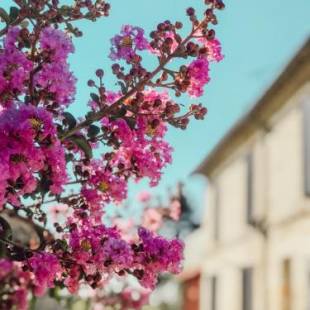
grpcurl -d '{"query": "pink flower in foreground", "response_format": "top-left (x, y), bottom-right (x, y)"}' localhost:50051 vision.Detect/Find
top-left (81, 159), bottom-right (128, 208)
top-left (35, 62), bottom-right (76, 107)
top-left (101, 113), bottom-right (173, 187)
top-left (35, 26), bottom-right (76, 107)
top-left (134, 227), bottom-right (184, 289)
top-left (196, 30), bottom-right (224, 62)
top-left (0, 258), bottom-right (13, 281)
top-left (187, 57), bottom-right (210, 97)
top-left (110, 25), bottom-right (149, 61)
top-left (0, 259), bottom-right (31, 310)
top-left (28, 252), bottom-right (62, 296)
top-left (39, 27), bottom-right (75, 62)
top-left (0, 27), bottom-right (33, 106)
top-left (0, 105), bottom-right (67, 207)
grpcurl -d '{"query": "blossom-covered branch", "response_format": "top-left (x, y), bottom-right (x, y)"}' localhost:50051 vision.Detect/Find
top-left (0, 0), bottom-right (224, 308)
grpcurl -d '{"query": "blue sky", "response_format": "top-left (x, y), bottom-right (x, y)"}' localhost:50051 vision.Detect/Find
top-left (79, 0), bottom-right (308, 214)
top-left (2, 0), bottom-right (310, 215)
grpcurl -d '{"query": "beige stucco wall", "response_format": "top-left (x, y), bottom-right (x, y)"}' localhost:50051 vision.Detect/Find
top-left (195, 82), bottom-right (310, 310)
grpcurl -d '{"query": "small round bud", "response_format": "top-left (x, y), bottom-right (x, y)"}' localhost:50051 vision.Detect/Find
top-left (151, 119), bottom-right (160, 128)
top-left (95, 69), bottom-right (104, 78)
top-left (216, 0), bottom-right (225, 9)
top-left (175, 21), bottom-right (183, 29)
top-left (87, 79), bottom-right (95, 87)
top-left (207, 29), bottom-right (215, 40)
top-left (186, 7), bottom-right (195, 16)
top-left (112, 63), bottom-right (120, 73)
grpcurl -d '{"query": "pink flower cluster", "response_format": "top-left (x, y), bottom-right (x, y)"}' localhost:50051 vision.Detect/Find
top-left (0, 259), bottom-right (30, 310)
top-left (0, 105), bottom-right (67, 207)
top-left (187, 57), bottom-right (210, 97)
top-left (0, 0), bottom-right (225, 304)
top-left (135, 227), bottom-right (184, 289)
top-left (187, 33), bottom-right (224, 97)
top-left (58, 217), bottom-right (184, 292)
top-left (0, 254), bottom-right (62, 308)
top-left (28, 252), bottom-right (62, 296)
top-left (81, 159), bottom-right (128, 208)
top-left (102, 91), bottom-right (173, 185)
top-left (35, 27), bottom-right (76, 107)
top-left (93, 287), bottom-right (151, 310)
top-left (198, 37), bottom-right (224, 63)
top-left (0, 27), bottom-right (32, 106)
top-left (39, 27), bottom-right (75, 62)
top-left (104, 116), bottom-right (172, 186)
top-left (110, 25), bottom-right (149, 61)
top-left (85, 91), bottom-right (174, 212)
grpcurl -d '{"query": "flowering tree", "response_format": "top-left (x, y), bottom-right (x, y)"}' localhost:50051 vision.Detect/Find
top-left (0, 0), bottom-right (224, 309)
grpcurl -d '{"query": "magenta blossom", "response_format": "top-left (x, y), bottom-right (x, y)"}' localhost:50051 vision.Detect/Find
top-left (0, 105), bottom-right (67, 207)
top-left (28, 252), bottom-right (62, 296)
top-left (110, 25), bottom-right (149, 61)
top-left (39, 27), bottom-right (75, 62)
top-left (187, 57), bottom-right (210, 97)
top-left (0, 27), bottom-right (33, 106)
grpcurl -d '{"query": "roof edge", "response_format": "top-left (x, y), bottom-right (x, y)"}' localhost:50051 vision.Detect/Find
top-left (193, 37), bottom-right (310, 178)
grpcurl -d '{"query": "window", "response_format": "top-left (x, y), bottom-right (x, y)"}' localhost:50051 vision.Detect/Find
top-left (242, 267), bottom-right (253, 310)
top-left (246, 152), bottom-right (254, 224)
top-left (306, 263), bottom-right (310, 310)
top-left (214, 184), bottom-right (220, 241)
top-left (210, 276), bottom-right (217, 310)
top-left (282, 258), bottom-right (291, 310)
top-left (303, 101), bottom-right (310, 196)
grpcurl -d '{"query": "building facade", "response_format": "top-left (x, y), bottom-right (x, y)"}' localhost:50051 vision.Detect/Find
top-left (182, 39), bottom-right (310, 310)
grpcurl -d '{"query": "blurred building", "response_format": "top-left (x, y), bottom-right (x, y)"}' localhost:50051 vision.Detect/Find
top-left (180, 38), bottom-right (310, 310)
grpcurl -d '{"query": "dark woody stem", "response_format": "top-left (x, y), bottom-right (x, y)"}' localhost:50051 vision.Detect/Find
top-left (59, 20), bottom-right (206, 141)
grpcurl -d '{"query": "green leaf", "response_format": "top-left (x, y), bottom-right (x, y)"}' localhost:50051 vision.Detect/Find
top-left (29, 296), bottom-right (37, 310)
top-left (56, 239), bottom-right (68, 251)
top-left (49, 287), bottom-right (61, 302)
top-left (63, 112), bottom-right (77, 130)
top-left (69, 135), bottom-right (93, 159)
top-left (87, 124), bottom-right (100, 138)
top-left (117, 81), bottom-right (127, 95)
top-left (65, 153), bottom-right (74, 163)
top-left (85, 111), bottom-right (96, 120)
top-left (20, 20), bottom-right (29, 28)
top-left (36, 177), bottom-right (52, 196)
top-left (90, 93), bottom-right (100, 103)
top-left (66, 22), bottom-right (74, 32)
top-left (9, 6), bottom-right (19, 22)
top-left (125, 117), bottom-right (136, 130)
top-left (60, 5), bottom-right (71, 17)
top-left (0, 8), bottom-right (10, 24)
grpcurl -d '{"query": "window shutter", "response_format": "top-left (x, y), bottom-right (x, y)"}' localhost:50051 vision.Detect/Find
top-left (303, 101), bottom-right (310, 196)
top-left (246, 153), bottom-right (254, 223)
top-left (211, 276), bottom-right (217, 310)
top-left (214, 184), bottom-right (220, 241)
top-left (282, 259), bottom-right (291, 310)
top-left (242, 268), bottom-right (253, 310)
